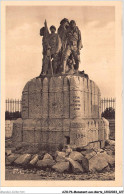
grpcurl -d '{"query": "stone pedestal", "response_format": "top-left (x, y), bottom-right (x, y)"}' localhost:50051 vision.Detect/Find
top-left (13, 75), bottom-right (109, 150)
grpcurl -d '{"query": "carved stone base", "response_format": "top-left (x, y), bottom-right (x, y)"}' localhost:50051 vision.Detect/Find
top-left (12, 117), bottom-right (109, 150)
top-left (12, 74), bottom-right (109, 151)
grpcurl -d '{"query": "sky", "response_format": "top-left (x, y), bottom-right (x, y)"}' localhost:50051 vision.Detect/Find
top-left (5, 6), bottom-right (115, 99)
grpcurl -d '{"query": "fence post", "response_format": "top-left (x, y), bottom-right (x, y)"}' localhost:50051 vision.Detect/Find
top-left (101, 98), bottom-right (115, 114)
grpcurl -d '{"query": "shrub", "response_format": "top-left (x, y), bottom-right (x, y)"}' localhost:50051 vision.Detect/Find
top-left (102, 107), bottom-right (115, 119)
top-left (5, 111), bottom-right (21, 120)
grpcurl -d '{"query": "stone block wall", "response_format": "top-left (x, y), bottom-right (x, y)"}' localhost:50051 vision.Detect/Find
top-left (12, 75), bottom-right (109, 150)
top-left (12, 118), bottom-right (23, 142)
top-left (5, 120), bottom-right (14, 138)
top-left (108, 119), bottom-right (115, 140)
top-left (21, 75), bottom-right (101, 120)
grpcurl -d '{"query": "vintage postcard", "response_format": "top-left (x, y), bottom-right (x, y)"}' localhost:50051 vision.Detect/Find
top-left (0, 0), bottom-right (123, 188)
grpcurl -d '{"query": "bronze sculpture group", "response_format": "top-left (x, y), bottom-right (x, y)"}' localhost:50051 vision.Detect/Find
top-left (40, 18), bottom-right (83, 76)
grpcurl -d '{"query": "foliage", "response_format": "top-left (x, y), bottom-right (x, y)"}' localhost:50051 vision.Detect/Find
top-left (101, 107), bottom-right (115, 119)
top-left (5, 111), bottom-right (21, 120)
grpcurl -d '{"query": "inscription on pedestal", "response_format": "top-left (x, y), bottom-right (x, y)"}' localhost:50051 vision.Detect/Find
top-left (70, 96), bottom-right (81, 111)
top-left (70, 128), bottom-right (87, 147)
top-left (70, 92), bottom-right (83, 118)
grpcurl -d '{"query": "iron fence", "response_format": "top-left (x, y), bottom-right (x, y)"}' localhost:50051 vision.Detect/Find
top-left (5, 98), bottom-right (115, 120)
top-left (101, 98), bottom-right (115, 113)
top-left (5, 99), bottom-right (21, 112)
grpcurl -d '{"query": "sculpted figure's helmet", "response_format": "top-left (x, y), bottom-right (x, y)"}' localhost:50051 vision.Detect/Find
top-left (70, 20), bottom-right (76, 27)
top-left (60, 18), bottom-right (69, 25)
top-left (50, 25), bottom-right (56, 31)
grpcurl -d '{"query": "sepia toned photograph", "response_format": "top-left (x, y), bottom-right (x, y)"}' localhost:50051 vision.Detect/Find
top-left (1, 1), bottom-right (122, 187)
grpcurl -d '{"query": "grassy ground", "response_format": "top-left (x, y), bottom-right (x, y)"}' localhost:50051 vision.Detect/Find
top-left (5, 165), bottom-right (115, 180)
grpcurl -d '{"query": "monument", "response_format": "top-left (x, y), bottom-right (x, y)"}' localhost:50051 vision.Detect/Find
top-left (12, 19), bottom-right (109, 151)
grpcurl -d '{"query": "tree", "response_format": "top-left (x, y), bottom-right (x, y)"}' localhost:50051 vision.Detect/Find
top-left (101, 107), bottom-right (115, 119)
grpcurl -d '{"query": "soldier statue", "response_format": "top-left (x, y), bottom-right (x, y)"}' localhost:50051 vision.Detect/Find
top-left (61, 20), bottom-right (83, 74)
top-left (49, 25), bottom-right (61, 74)
top-left (57, 18), bottom-right (69, 73)
top-left (39, 19), bottom-right (83, 76)
top-left (39, 21), bottom-right (52, 75)
top-left (58, 18), bottom-right (69, 51)
top-left (39, 21), bottom-right (61, 75)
